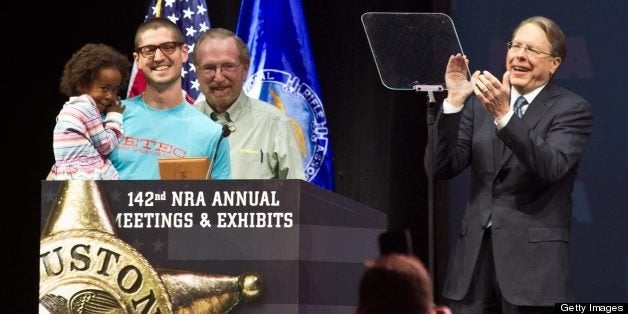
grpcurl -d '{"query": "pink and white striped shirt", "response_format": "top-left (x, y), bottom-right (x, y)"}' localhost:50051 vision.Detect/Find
top-left (49, 95), bottom-right (123, 180)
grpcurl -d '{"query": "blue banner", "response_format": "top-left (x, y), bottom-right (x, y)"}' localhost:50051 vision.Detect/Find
top-left (236, 0), bottom-right (335, 191)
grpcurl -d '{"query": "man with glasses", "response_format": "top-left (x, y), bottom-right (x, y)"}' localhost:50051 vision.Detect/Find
top-left (109, 18), bottom-right (231, 179)
top-left (192, 28), bottom-right (305, 180)
top-left (431, 16), bottom-right (592, 313)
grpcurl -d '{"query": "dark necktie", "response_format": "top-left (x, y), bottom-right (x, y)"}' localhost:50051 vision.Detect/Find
top-left (210, 112), bottom-right (236, 133)
top-left (210, 112), bottom-right (219, 121)
top-left (210, 112), bottom-right (232, 123)
top-left (514, 96), bottom-right (527, 118)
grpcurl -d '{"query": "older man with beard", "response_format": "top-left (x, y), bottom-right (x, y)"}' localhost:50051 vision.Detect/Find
top-left (192, 28), bottom-right (305, 180)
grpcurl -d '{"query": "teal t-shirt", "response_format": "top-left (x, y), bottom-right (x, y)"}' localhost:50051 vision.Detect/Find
top-left (110, 96), bottom-right (231, 179)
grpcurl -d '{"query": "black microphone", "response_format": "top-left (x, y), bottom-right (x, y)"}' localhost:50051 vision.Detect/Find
top-left (207, 124), bottom-right (232, 179)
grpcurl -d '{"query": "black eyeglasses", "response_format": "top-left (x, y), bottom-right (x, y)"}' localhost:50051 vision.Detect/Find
top-left (136, 41), bottom-right (183, 58)
top-left (507, 42), bottom-right (553, 58)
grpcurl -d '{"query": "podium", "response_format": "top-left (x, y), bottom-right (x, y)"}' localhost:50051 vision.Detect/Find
top-left (40, 180), bottom-right (386, 313)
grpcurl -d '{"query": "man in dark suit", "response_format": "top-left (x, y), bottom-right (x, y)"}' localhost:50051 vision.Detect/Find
top-left (432, 16), bottom-right (593, 313)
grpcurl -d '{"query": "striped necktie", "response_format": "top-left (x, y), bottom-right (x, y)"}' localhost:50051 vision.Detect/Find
top-left (514, 96), bottom-right (527, 118)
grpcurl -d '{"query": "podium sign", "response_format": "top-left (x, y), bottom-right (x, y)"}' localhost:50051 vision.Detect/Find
top-left (41, 180), bottom-right (386, 313)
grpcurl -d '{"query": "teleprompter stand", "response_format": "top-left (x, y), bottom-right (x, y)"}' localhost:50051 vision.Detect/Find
top-left (361, 12), bottom-right (467, 283)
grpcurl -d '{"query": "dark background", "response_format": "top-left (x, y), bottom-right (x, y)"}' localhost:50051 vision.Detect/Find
top-left (12, 0), bottom-right (627, 311)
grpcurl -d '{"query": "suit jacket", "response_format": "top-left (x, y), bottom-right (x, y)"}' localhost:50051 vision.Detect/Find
top-left (433, 82), bottom-right (593, 305)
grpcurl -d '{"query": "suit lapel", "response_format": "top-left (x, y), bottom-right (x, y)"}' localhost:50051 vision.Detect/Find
top-left (522, 83), bottom-right (559, 128)
top-left (498, 83), bottom-right (559, 168)
top-left (493, 134), bottom-right (504, 172)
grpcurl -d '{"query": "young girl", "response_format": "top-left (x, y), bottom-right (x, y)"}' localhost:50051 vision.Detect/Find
top-left (48, 43), bottom-right (131, 180)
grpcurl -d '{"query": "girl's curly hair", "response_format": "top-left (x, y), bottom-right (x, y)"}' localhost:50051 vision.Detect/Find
top-left (59, 43), bottom-right (131, 97)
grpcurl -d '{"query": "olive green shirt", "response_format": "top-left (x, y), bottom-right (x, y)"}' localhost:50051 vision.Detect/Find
top-left (194, 92), bottom-right (305, 180)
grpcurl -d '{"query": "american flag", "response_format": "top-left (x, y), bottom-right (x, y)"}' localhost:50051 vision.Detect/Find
top-left (127, 0), bottom-right (211, 103)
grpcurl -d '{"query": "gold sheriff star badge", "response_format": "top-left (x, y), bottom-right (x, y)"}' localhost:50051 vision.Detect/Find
top-left (40, 180), bottom-right (261, 313)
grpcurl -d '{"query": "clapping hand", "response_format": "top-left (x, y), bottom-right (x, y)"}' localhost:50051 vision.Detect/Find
top-left (445, 53), bottom-right (479, 106)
